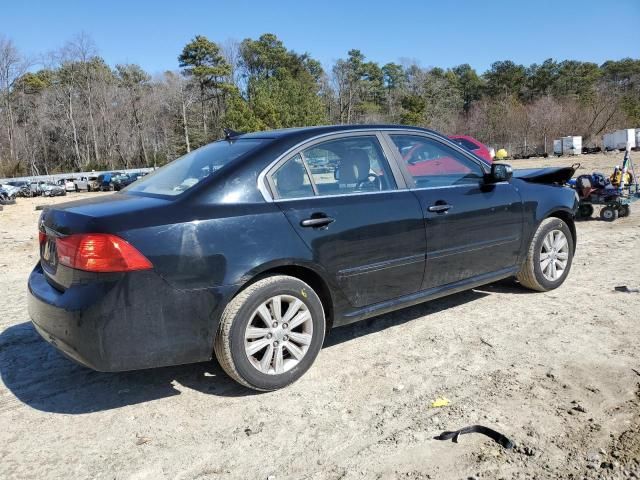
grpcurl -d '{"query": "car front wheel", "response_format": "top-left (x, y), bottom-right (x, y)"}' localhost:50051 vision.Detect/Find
top-left (517, 217), bottom-right (574, 292)
top-left (214, 275), bottom-right (326, 391)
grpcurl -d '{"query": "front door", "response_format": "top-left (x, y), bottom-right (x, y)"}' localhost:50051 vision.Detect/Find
top-left (268, 134), bottom-right (426, 308)
top-left (384, 133), bottom-right (524, 289)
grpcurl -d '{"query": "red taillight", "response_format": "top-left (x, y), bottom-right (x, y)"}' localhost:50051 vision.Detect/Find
top-left (56, 233), bottom-right (153, 272)
top-left (38, 231), bottom-right (47, 245)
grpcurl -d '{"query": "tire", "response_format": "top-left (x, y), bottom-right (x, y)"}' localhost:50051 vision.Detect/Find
top-left (618, 205), bottom-right (630, 218)
top-left (577, 204), bottom-right (593, 219)
top-left (517, 217), bottom-right (574, 292)
top-left (600, 206), bottom-right (618, 222)
top-left (214, 275), bottom-right (326, 391)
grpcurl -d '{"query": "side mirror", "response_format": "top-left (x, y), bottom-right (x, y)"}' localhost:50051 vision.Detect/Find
top-left (486, 163), bottom-right (513, 183)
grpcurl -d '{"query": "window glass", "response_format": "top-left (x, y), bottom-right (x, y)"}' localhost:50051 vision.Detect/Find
top-left (126, 139), bottom-right (265, 196)
top-left (389, 135), bottom-right (484, 188)
top-left (303, 136), bottom-right (396, 196)
top-left (450, 137), bottom-right (479, 151)
top-left (272, 154), bottom-right (314, 199)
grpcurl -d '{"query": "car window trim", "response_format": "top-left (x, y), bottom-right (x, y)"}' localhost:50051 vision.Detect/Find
top-left (379, 131), bottom-right (490, 190)
top-left (263, 130), bottom-right (408, 202)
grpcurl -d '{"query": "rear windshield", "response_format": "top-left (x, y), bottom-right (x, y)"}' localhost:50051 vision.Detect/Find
top-left (125, 139), bottom-right (265, 197)
top-left (450, 137), bottom-right (479, 151)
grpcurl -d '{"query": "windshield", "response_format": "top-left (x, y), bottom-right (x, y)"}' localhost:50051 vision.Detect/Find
top-left (125, 139), bottom-right (265, 197)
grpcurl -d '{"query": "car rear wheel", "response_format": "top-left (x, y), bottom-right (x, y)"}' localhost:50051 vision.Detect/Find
top-left (517, 217), bottom-right (574, 292)
top-left (214, 275), bottom-right (326, 391)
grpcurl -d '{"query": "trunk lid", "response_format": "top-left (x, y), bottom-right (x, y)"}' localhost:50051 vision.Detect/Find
top-left (38, 193), bottom-right (170, 289)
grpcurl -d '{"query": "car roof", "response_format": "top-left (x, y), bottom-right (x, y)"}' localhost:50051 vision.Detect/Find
top-left (237, 124), bottom-right (439, 141)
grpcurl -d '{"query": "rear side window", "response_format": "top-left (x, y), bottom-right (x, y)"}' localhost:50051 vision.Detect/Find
top-left (126, 139), bottom-right (265, 196)
top-left (390, 135), bottom-right (484, 188)
top-left (304, 136), bottom-right (396, 196)
top-left (270, 135), bottom-right (397, 199)
top-left (272, 154), bottom-right (314, 199)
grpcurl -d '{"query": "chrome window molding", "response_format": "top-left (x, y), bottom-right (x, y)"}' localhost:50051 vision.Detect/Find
top-left (257, 127), bottom-right (435, 202)
top-left (257, 127), bottom-right (495, 202)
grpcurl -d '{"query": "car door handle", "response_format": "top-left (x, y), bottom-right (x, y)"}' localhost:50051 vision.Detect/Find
top-left (427, 203), bottom-right (452, 213)
top-left (300, 216), bottom-right (335, 228)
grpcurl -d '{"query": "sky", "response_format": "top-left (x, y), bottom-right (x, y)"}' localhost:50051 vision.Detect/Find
top-left (2, 0), bottom-right (639, 75)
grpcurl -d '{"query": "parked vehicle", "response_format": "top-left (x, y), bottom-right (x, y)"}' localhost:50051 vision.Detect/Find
top-left (87, 176), bottom-right (99, 192)
top-left (57, 178), bottom-right (77, 192)
top-left (93, 172), bottom-right (122, 191)
top-left (0, 185), bottom-right (17, 204)
top-left (113, 172), bottom-right (142, 191)
top-left (98, 173), bottom-right (113, 191)
top-left (448, 135), bottom-right (494, 162)
top-left (1, 183), bottom-right (20, 199)
top-left (73, 176), bottom-right (89, 191)
top-left (5, 180), bottom-right (32, 197)
top-left (41, 182), bottom-right (67, 197)
top-left (29, 182), bottom-right (44, 196)
top-left (29, 125), bottom-right (578, 391)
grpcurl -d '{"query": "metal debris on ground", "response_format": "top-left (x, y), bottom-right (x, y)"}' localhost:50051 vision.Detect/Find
top-left (614, 285), bottom-right (639, 293)
top-left (434, 425), bottom-right (514, 449)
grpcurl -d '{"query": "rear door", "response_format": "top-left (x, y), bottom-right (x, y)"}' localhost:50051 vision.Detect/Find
top-left (383, 132), bottom-right (523, 289)
top-left (266, 132), bottom-right (426, 308)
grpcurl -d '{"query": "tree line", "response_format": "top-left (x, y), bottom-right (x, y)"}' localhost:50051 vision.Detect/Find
top-left (1, 32), bottom-right (639, 177)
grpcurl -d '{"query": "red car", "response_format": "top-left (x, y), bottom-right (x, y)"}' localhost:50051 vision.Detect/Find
top-left (400, 135), bottom-right (492, 178)
top-left (449, 135), bottom-right (494, 163)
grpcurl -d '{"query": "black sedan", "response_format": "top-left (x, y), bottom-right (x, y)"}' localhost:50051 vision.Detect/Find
top-left (28, 125), bottom-right (578, 391)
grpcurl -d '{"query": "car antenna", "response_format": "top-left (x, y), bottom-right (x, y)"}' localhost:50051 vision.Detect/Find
top-left (223, 128), bottom-right (242, 140)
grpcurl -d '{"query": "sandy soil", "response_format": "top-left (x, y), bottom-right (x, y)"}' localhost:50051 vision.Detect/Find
top-left (1, 153), bottom-right (639, 480)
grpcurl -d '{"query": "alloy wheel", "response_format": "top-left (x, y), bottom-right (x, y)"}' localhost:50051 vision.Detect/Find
top-left (540, 229), bottom-right (569, 281)
top-left (244, 295), bottom-right (313, 375)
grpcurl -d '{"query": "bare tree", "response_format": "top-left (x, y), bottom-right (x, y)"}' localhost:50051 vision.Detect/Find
top-left (0, 35), bottom-right (29, 167)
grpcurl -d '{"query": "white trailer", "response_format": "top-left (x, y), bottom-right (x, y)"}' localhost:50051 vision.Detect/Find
top-left (612, 129), bottom-right (636, 150)
top-left (553, 139), bottom-right (563, 155)
top-left (603, 132), bottom-right (616, 151)
top-left (562, 136), bottom-right (582, 155)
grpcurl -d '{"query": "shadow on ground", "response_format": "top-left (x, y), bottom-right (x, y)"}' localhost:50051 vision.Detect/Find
top-left (0, 279), bottom-right (526, 414)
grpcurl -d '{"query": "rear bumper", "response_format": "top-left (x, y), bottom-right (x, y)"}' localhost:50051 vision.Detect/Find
top-left (27, 263), bottom-right (236, 372)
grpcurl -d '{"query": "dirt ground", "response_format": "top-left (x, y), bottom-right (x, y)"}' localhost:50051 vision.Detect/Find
top-left (1, 152), bottom-right (639, 480)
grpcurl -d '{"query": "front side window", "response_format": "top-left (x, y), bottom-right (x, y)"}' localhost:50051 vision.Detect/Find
top-left (126, 139), bottom-right (265, 197)
top-left (450, 137), bottom-right (479, 152)
top-left (389, 135), bottom-right (484, 188)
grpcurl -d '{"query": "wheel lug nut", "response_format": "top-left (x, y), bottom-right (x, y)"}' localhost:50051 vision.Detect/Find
top-left (273, 340), bottom-right (279, 346)
top-left (283, 335), bottom-right (289, 341)
top-left (272, 322), bottom-right (278, 328)
top-left (283, 323), bottom-right (288, 329)
top-left (267, 333), bottom-right (272, 339)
